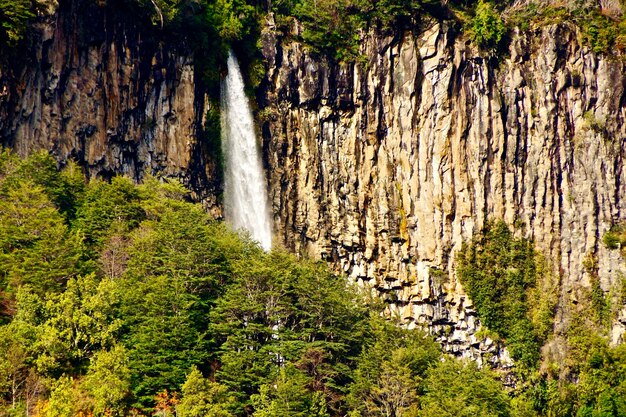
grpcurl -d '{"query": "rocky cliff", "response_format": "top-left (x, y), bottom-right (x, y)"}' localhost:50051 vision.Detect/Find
top-left (3, 2), bottom-right (626, 366)
top-left (260, 19), bottom-right (626, 364)
top-left (0, 0), bottom-right (220, 211)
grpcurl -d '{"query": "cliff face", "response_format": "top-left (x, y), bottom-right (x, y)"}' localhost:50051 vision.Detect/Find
top-left (3, 3), bottom-right (626, 365)
top-left (0, 0), bottom-right (218, 210)
top-left (260, 20), bottom-right (626, 363)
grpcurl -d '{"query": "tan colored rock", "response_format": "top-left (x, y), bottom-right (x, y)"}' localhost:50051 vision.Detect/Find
top-left (261, 22), bottom-right (626, 361)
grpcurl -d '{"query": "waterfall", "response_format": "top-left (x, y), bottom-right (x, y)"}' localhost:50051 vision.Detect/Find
top-left (220, 50), bottom-right (272, 251)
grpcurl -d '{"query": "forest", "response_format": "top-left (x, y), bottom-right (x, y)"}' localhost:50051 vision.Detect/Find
top-left (1, 0), bottom-right (626, 415)
top-left (0, 150), bottom-right (513, 416)
top-left (0, 151), bottom-right (624, 416)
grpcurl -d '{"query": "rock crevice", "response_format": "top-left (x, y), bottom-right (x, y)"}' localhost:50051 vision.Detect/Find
top-left (261, 21), bottom-right (626, 362)
top-left (0, 0), bottom-right (219, 210)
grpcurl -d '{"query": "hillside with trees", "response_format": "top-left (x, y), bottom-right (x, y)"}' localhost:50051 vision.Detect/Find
top-left (2, 0), bottom-right (626, 416)
top-left (0, 152), bottom-right (625, 416)
top-left (0, 151), bottom-right (516, 416)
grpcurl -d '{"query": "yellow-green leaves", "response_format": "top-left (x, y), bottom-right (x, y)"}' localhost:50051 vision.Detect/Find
top-left (0, 0), bottom-right (34, 45)
top-left (470, 0), bottom-right (506, 49)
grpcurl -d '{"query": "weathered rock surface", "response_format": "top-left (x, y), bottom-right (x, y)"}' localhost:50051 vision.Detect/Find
top-left (3, 1), bottom-right (626, 364)
top-left (0, 0), bottom-right (219, 211)
top-left (260, 20), bottom-right (626, 363)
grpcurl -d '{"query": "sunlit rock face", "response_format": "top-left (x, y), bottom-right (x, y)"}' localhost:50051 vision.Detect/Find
top-left (3, 1), bottom-right (626, 365)
top-left (260, 20), bottom-right (626, 364)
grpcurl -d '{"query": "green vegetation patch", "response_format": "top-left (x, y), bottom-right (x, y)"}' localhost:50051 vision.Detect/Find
top-left (507, 2), bottom-right (626, 55)
top-left (273, 0), bottom-right (440, 61)
top-left (453, 0), bottom-right (506, 50)
top-left (0, 0), bottom-right (35, 45)
top-left (603, 223), bottom-right (626, 251)
top-left (0, 150), bottom-right (519, 416)
top-left (456, 221), bottom-right (555, 370)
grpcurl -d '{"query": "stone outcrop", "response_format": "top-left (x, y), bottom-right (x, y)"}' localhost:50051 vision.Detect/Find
top-left (260, 19), bottom-right (626, 363)
top-left (3, 1), bottom-right (626, 365)
top-left (0, 0), bottom-right (219, 211)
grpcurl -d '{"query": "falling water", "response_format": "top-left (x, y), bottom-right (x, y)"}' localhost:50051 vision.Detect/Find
top-left (221, 49), bottom-right (272, 251)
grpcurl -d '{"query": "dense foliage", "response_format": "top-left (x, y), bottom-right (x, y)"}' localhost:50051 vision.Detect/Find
top-left (456, 221), bottom-right (553, 369)
top-left (0, 151), bottom-right (516, 416)
top-left (0, 0), bottom-right (34, 45)
top-left (456, 221), bottom-right (626, 417)
top-left (500, 1), bottom-right (626, 54)
top-left (272, 0), bottom-right (440, 60)
top-left (1, 152), bottom-right (626, 417)
top-left (468, 0), bottom-right (505, 49)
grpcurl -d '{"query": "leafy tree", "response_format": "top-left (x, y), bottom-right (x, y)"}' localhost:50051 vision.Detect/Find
top-left (42, 377), bottom-right (76, 417)
top-left (358, 0), bottom-right (427, 29)
top-left (0, 311), bottom-right (45, 413)
top-left (0, 182), bottom-right (86, 299)
top-left (0, 0), bottom-right (33, 45)
top-left (0, 324), bottom-right (29, 409)
top-left (419, 359), bottom-right (511, 417)
top-left (0, 152), bottom-right (87, 313)
top-left (131, 177), bottom-right (246, 302)
top-left (207, 0), bottom-right (255, 41)
top-left (118, 271), bottom-right (208, 411)
top-left (0, 151), bottom-right (86, 223)
top-left (39, 375), bottom-right (93, 417)
top-left (83, 344), bottom-right (132, 415)
top-left (210, 250), bottom-right (369, 413)
top-left (178, 366), bottom-right (235, 417)
top-left (293, 0), bottom-right (363, 60)
top-left (36, 275), bottom-right (122, 376)
top-left (469, 0), bottom-right (506, 49)
top-left (115, 180), bottom-right (250, 410)
top-left (348, 316), bottom-right (440, 417)
top-left (251, 364), bottom-right (329, 417)
top-left (74, 176), bottom-right (144, 250)
top-left (561, 321), bottom-right (626, 417)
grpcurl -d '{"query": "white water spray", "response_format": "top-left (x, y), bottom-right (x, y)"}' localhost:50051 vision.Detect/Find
top-left (221, 50), bottom-right (272, 251)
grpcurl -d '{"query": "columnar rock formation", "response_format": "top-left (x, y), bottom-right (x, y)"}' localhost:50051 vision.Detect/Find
top-left (0, 1), bottom-right (220, 211)
top-left (2, 2), bottom-right (626, 364)
top-left (260, 20), bottom-right (626, 362)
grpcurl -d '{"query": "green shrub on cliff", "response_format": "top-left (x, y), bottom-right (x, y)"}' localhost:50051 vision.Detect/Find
top-left (456, 221), bottom-right (555, 369)
top-left (293, 0), bottom-right (363, 61)
top-left (279, 0), bottom-right (438, 61)
top-left (0, 0), bottom-right (34, 45)
top-left (506, 1), bottom-right (626, 54)
top-left (468, 0), bottom-right (506, 49)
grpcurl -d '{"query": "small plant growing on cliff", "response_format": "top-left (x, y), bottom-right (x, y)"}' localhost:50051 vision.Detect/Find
top-left (603, 230), bottom-right (622, 250)
top-left (583, 110), bottom-right (605, 133)
top-left (469, 0), bottom-right (506, 50)
top-left (602, 224), bottom-right (626, 250)
top-left (0, 0), bottom-right (34, 46)
top-left (475, 327), bottom-right (500, 343)
top-left (429, 267), bottom-right (448, 286)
